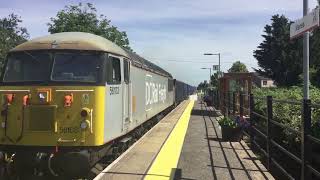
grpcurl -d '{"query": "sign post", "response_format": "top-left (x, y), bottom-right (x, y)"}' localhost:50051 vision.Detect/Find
top-left (290, 6), bottom-right (319, 100)
top-left (303, 0), bottom-right (310, 100)
top-left (302, 2), bottom-right (309, 180)
top-left (290, 2), bottom-right (320, 180)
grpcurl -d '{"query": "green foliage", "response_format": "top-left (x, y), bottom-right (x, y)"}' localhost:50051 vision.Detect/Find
top-left (253, 87), bottom-right (320, 140)
top-left (254, 3), bottom-right (320, 88)
top-left (218, 116), bottom-right (237, 128)
top-left (0, 14), bottom-right (29, 71)
top-left (210, 72), bottom-right (219, 87)
top-left (197, 80), bottom-right (209, 91)
top-left (228, 61), bottom-right (248, 73)
top-left (253, 15), bottom-right (303, 87)
top-left (310, 25), bottom-right (320, 87)
top-left (47, 3), bottom-right (132, 51)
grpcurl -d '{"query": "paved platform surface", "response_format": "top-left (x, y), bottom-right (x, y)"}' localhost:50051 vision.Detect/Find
top-left (95, 99), bottom-right (274, 180)
top-left (95, 100), bottom-right (191, 180)
top-left (178, 101), bottom-right (274, 180)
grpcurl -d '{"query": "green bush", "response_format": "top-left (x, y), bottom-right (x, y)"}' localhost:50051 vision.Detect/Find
top-left (253, 86), bottom-right (320, 140)
top-left (218, 116), bottom-right (237, 128)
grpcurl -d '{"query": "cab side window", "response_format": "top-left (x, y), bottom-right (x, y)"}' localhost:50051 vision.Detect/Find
top-left (123, 59), bottom-right (130, 84)
top-left (168, 79), bottom-right (173, 91)
top-left (106, 56), bottom-right (121, 84)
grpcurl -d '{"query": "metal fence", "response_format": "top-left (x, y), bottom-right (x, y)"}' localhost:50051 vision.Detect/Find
top-left (217, 91), bottom-right (320, 180)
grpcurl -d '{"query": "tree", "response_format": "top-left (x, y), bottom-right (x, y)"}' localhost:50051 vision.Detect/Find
top-left (228, 61), bottom-right (248, 73)
top-left (253, 15), bottom-right (302, 87)
top-left (47, 3), bottom-right (132, 50)
top-left (0, 14), bottom-right (29, 69)
top-left (210, 72), bottom-right (220, 87)
top-left (309, 1), bottom-right (320, 87)
top-left (197, 80), bottom-right (209, 91)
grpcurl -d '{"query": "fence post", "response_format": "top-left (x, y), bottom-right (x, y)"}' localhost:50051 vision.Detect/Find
top-left (301, 99), bottom-right (311, 180)
top-left (233, 92), bottom-right (236, 115)
top-left (218, 90), bottom-right (221, 110)
top-left (214, 90), bottom-right (218, 109)
top-left (227, 91), bottom-right (231, 116)
top-left (240, 93), bottom-right (244, 117)
top-left (249, 93), bottom-right (255, 145)
top-left (223, 92), bottom-right (226, 116)
top-left (217, 90), bottom-right (220, 110)
top-left (266, 96), bottom-right (273, 171)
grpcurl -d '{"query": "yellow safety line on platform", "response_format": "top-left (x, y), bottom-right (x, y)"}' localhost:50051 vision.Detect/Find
top-left (144, 100), bottom-right (195, 180)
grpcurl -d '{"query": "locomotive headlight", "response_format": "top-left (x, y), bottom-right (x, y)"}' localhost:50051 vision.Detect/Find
top-left (39, 92), bottom-right (46, 100)
top-left (37, 89), bottom-right (51, 103)
top-left (80, 120), bottom-right (90, 130)
top-left (80, 108), bottom-right (90, 117)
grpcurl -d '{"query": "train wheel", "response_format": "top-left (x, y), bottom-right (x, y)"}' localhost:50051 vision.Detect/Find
top-left (0, 165), bottom-right (4, 179)
top-left (0, 152), bottom-right (5, 179)
top-left (5, 157), bottom-right (17, 180)
top-left (122, 143), bottom-right (128, 153)
top-left (130, 138), bottom-right (137, 147)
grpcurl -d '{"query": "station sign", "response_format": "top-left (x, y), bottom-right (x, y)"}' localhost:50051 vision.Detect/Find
top-left (212, 65), bottom-right (219, 71)
top-left (290, 7), bottom-right (319, 39)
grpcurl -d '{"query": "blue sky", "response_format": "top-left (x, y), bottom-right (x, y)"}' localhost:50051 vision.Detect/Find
top-left (0, 0), bottom-right (319, 85)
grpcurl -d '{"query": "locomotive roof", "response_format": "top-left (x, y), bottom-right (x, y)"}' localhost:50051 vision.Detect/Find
top-left (11, 32), bottom-right (129, 58)
top-left (11, 32), bottom-right (172, 78)
top-left (125, 50), bottom-right (172, 78)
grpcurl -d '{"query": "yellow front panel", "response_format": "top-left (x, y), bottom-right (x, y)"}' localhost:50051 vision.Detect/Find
top-left (0, 86), bottom-right (105, 147)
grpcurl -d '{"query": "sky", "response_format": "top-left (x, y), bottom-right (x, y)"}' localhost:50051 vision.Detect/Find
top-left (0, 0), bottom-right (319, 86)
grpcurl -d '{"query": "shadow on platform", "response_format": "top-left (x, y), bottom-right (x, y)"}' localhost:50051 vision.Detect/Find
top-left (178, 101), bottom-right (274, 180)
top-left (191, 109), bottom-right (219, 117)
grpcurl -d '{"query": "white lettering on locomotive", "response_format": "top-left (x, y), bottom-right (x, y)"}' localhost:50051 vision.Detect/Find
top-left (109, 86), bottom-right (120, 95)
top-left (145, 82), bottom-right (166, 105)
top-left (145, 75), bottom-right (167, 106)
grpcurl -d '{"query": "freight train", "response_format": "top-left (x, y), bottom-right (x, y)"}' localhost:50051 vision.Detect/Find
top-left (0, 32), bottom-right (195, 179)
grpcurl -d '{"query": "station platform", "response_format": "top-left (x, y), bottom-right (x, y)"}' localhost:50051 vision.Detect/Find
top-left (94, 97), bottom-right (274, 180)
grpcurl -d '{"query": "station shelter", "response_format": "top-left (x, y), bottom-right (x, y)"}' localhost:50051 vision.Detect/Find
top-left (218, 73), bottom-right (253, 116)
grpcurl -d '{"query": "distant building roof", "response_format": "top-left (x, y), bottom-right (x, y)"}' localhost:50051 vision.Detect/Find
top-left (219, 72), bottom-right (253, 79)
top-left (252, 72), bottom-right (272, 81)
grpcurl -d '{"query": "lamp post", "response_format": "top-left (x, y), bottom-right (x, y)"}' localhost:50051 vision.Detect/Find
top-left (204, 53), bottom-right (220, 77)
top-left (201, 67), bottom-right (211, 82)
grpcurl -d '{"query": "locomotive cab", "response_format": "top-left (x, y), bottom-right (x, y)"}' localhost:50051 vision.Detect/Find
top-left (0, 32), bottom-right (133, 178)
top-left (0, 50), bottom-right (107, 147)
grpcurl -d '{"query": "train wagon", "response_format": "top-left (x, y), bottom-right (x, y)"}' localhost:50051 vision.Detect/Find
top-left (174, 80), bottom-right (196, 104)
top-left (0, 32), bottom-right (175, 178)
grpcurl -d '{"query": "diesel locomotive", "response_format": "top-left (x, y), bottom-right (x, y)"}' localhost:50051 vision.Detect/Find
top-left (0, 32), bottom-right (195, 178)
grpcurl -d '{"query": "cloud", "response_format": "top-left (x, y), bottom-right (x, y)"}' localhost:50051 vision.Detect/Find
top-left (94, 0), bottom-right (318, 23)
